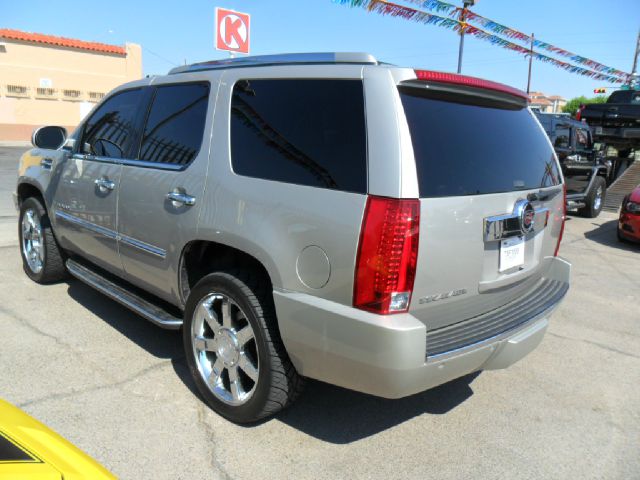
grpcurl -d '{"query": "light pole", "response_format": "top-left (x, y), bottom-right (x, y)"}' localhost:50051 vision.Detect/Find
top-left (456, 0), bottom-right (475, 74)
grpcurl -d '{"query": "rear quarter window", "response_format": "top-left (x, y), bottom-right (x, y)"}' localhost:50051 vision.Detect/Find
top-left (400, 89), bottom-right (560, 197)
top-left (230, 79), bottom-right (367, 193)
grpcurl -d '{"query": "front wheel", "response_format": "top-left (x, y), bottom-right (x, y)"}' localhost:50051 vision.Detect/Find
top-left (183, 270), bottom-right (304, 423)
top-left (578, 177), bottom-right (606, 218)
top-left (18, 197), bottom-right (68, 283)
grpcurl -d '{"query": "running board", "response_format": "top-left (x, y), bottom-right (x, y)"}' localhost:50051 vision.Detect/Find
top-left (66, 259), bottom-right (183, 330)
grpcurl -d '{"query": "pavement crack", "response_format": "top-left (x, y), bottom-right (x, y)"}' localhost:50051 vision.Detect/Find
top-left (197, 402), bottom-right (234, 480)
top-left (548, 332), bottom-right (640, 360)
top-left (18, 360), bottom-right (173, 409)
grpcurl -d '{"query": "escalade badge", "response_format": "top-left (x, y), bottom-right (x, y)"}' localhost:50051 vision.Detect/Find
top-left (419, 288), bottom-right (467, 304)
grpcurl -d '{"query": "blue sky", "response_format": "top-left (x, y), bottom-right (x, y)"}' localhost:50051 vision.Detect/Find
top-left (4, 0), bottom-right (639, 99)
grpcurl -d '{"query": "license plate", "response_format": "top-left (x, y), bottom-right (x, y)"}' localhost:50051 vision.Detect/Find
top-left (500, 236), bottom-right (525, 272)
top-left (594, 126), bottom-right (603, 135)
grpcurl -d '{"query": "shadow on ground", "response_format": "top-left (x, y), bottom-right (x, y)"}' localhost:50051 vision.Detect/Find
top-left (65, 278), bottom-right (479, 443)
top-left (583, 219), bottom-right (639, 252)
top-left (273, 373), bottom-right (479, 443)
top-left (66, 280), bottom-right (182, 360)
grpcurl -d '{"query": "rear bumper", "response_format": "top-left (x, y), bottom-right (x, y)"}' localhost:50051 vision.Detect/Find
top-left (275, 256), bottom-right (571, 399)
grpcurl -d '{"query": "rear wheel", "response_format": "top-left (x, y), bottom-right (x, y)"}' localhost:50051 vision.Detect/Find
top-left (18, 197), bottom-right (67, 283)
top-left (617, 149), bottom-right (631, 159)
top-left (578, 176), bottom-right (606, 218)
top-left (183, 270), bottom-right (304, 423)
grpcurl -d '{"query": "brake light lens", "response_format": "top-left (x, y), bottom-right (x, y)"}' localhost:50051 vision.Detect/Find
top-left (554, 183), bottom-right (567, 257)
top-left (414, 70), bottom-right (529, 101)
top-left (353, 196), bottom-right (420, 315)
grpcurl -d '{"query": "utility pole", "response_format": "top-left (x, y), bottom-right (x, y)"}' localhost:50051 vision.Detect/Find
top-left (629, 29), bottom-right (640, 89)
top-left (456, 0), bottom-right (475, 74)
top-left (526, 33), bottom-right (534, 94)
top-left (631, 29), bottom-right (640, 74)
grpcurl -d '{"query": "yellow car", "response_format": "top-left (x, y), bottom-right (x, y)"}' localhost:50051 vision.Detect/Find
top-left (0, 399), bottom-right (115, 479)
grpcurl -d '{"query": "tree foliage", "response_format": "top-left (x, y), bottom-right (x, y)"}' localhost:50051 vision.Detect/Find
top-left (562, 95), bottom-right (608, 115)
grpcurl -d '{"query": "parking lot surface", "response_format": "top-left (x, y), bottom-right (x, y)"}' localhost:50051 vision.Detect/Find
top-left (1, 146), bottom-right (639, 479)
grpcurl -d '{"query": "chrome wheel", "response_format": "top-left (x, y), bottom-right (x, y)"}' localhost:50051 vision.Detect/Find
top-left (594, 186), bottom-right (603, 211)
top-left (21, 208), bottom-right (44, 274)
top-left (191, 293), bottom-right (259, 406)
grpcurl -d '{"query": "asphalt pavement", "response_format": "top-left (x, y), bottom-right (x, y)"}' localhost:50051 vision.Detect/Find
top-left (0, 146), bottom-right (638, 479)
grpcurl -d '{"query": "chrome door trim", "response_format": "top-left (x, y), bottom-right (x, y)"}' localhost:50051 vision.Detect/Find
top-left (119, 234), bottom-right (167, 258)
top-left (71, 153), bottom-right (186, 172)
top-left (55, 210), bottom-right (166, 258)
top-left (55, 210), bottom-right (118, 240)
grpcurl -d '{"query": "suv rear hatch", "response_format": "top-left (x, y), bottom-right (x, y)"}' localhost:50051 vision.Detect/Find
top-left (399, 71), bottom-right (566, 354)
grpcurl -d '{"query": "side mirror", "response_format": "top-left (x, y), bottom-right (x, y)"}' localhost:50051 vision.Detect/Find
top-left (31, 126), bottom-right (67, 150)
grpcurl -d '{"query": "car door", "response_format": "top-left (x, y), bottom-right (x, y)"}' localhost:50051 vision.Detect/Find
top-left (117, 79), bottom-right (216, 304)
top-left (52, 87), bottom-right (149, 276)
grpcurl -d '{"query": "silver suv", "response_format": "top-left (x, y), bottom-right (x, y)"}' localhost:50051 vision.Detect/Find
top-left (15, 53), bottom-right (571, 423)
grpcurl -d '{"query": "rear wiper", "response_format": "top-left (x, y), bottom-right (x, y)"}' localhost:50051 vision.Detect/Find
top-left (527, 189), bottom-right (560, 202)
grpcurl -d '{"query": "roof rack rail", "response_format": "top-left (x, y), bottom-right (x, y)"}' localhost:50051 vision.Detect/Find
top-left (168, 52), bottom-right (378, 75)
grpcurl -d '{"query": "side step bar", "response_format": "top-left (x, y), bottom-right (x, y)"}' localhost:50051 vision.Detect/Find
top-left (66, 259), bottom-right (183, 330)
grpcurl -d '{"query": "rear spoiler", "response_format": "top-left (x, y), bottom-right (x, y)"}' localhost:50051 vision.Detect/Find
top-left (400, 70), bottom-right (529, 109)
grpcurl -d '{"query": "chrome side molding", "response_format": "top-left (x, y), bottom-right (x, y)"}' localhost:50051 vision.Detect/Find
top-left (66, 259), bottom-right (182, 330)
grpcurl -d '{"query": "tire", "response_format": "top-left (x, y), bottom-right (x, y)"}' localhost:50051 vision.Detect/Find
top-left (183, 270), bottom-right (304, 423)
top-left (617, 149), bottom-right (631, 159)
top-left (18, 196), bottom-right (68, 283)
top-left (578, 176), bottom-right (606, 218)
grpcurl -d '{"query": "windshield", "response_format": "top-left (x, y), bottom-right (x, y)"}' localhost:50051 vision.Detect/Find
top-left (399, 88), bottom-right (561, 197)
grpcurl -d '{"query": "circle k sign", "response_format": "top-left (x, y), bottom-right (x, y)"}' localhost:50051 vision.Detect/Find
top-left (216, 7), bottom-right (250, 54)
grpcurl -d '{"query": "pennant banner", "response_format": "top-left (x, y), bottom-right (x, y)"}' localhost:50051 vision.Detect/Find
top-left (334, 0), bottom-right (629, 81)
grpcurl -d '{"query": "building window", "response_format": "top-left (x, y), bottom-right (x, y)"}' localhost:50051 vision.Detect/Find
top-left (63, 89), bottom-right (82, 100)
top-left (6, 85), bottom-right (29, 97)
top-left (88, 91), bottom-right (105, 102)
top-left (36, 87), bottom-right (57, 98)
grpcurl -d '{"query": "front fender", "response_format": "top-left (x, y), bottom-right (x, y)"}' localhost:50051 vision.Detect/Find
top-left (16, 148), bottom-right (68, 213)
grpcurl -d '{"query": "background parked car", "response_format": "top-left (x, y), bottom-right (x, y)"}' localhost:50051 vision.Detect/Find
top-left (535, 111), bottom-right (611, 218)
top-left (618, 184), bottom-right (640, 243)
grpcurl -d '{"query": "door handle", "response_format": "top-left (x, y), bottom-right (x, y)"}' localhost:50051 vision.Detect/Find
top-left (166, 191), bottom-right (196, 207)
top-left (95, 177), bottom-right (115, 192)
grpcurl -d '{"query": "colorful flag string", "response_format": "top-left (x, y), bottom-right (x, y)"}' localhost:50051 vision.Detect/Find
top-left (334, 0), bottom-right (629, 82)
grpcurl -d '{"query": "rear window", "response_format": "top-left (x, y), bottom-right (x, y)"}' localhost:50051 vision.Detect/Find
top-left (230, 79), bottom-right (367, 193)
top-left (400, 89), bottom-right (560, 197)
top-left (608, 90), bottom-right (640, 104)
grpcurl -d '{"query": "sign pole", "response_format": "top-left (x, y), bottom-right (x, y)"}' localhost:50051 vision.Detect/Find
top-left (456, 6), bottom-right (467, 74)
top-left (526, 33), bottom-right (534, 94)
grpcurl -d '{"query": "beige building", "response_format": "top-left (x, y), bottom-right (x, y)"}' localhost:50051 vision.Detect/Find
top-left (529, 91), bottom-right (567, 113)
top-left (0, 28), bottom-right (142, 141)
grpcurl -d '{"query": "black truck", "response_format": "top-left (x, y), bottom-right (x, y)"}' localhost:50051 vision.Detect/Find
top-left (535, 111), bottom-right (612, 217)
top-left (581, 89), bottom-right (640, 158)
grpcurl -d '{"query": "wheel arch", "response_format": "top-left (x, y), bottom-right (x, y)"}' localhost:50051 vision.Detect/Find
top-left (16, 181), bottom-right (46, 208)
top-left (178, 240), bottom-right (278, 307)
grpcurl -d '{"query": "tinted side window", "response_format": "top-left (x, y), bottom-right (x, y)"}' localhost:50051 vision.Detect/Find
top-left (575, 128), bottom-right (589, 148)
top-left (82, 89), bottom-right (143, 159)
top-left (554, 126), bottom-right (570, 148)
top-left (400, 90), bottom-right (560, 197)
top-left (230, 79), bottom-right (367, 193)
top-left (139, 83), bottom-right (209, 165)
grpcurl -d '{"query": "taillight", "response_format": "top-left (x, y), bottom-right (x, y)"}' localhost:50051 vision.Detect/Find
top-left (554, 183), bottom-right (567, 257)
top-left (353, 196), bottom-right (420, 315)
